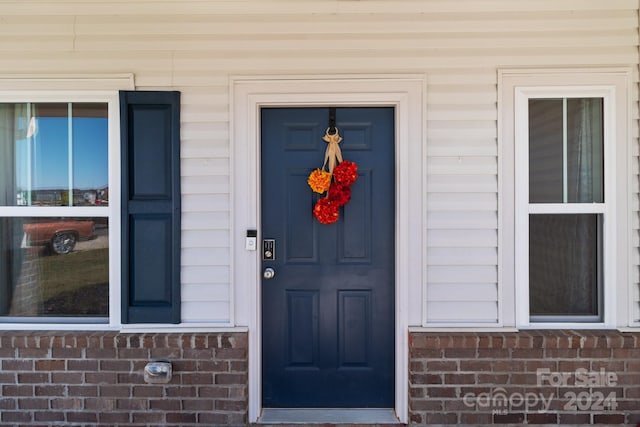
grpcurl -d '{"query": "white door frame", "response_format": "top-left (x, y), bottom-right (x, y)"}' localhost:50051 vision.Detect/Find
top-left (231, 75), bottom-right (426, 424)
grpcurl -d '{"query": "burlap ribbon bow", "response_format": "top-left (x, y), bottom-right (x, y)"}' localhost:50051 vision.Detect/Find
top-left (322, 127), bottom-right (343, 174)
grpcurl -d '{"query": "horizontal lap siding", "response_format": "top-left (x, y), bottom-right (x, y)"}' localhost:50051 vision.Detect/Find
top-left (0, 1), bottom-right (637, 325)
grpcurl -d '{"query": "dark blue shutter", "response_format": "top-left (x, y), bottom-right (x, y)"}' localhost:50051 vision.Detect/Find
top-left (120, 91), bottom-right (181, 323)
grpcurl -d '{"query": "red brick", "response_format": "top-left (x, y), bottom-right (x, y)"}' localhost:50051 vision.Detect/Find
top-left (444, 348), bottom-right (476, 358)
top-left (545, 348), bottom-right (578, 358)
top-left (230, 360), bottom-right (248, 372)
top-left (183, 372), bottom-right (215, 385)
top-left (172, 359), bottom-right (198, 371)
top-left (409, 412), bottom-right (423, 424)
top-left (511, 348), bottom-right (544, 358)
top-left (410, 348), bottom-right (443, 358)
top-left (34, 359), bottom-right (65, 371)
top-left (34, 411), bottom-right (65, 422)
top-left (117, 348), bottom-right (149, 358)
top-left (100, 359), bottom-right (131, 371)
top-left (216, 373), bottom-right (245, 385)
top-left (477, 373), bottom-right (509, 385)
top-left (133, 412), bottom-right (166, 424)
top-left (527, 413), bottom-right (558, 424)
top-left (1, 385), bottom-right (31, 397)
top-left (510, 373), bottom-right (539, 385)
top-left (2, 359), bottom-right (33, 371)
top-left (579, 348), bottom-right (612, 358)
top-left (0, 398), bottom-right (15, 410)
top-left (460, 412), bottom-right (492, 424)
top-left (17, 398), bottom-right (47, 410)
top-left (443, 399), bottom-right (473, 411)
top-left (625, 387), bottom-right (640, 398)
top-left (493, 360), bottom-right (524, 371)
top-left (424, 412), bottom-right (458, 424)
top-left (215, 348), bottom-right (247, 359)
top-left (199, 386), bottom-right (229, 398)
top-left (183, 348), bottom-right (215, 359)
top-left (99, 412), bottom-right (130, 423)
top-left (150, 347), bottom-right (181, 359)
top-left (17, 372), bottom-right (48, 383)
top-left (558, 360), bottom-right (590, 371)
top-left (166, 386), bottom-right (197, 398)
top-left (86, 372), bottom-right (117, 384)
top-left (182, 398), bottom-right (214, 410)
top-left (558, 413), bottom-right (591, 424)
top-left (613, 348), bottom-right (640, 358)
top-left (67, 412), bottom-right (98, 423)
top-left (410, 373), bottom-right (441, 385)
top-left (67, 385), bottom-right (98, 397)
top-left (409, 386), bottom-right (425, 398)
top-left (67, 359), bottom-right (98, 370)
top-left (116, 398), bottom-right (148, 410)
top-left (493, 412), bottom-right (525, 423)
top-left (459, 360), bottom-right (492, 372)
top-left (228, 385), bottom-right (247, 399)
top-left (150, 398), bottom-right (181, 410)
top-left (215, 399), bottom-right (246, 411)
top-left (51, 372), bottom-right (83, 384)
top-left (133, 385), bottom-right (164, 397)
top-left (34, 385), bottom-right (63, 396)
top-left (51, 347), bottom-right (82, 358)
top-left (525, 360), bottom-right (557, 371)
top-left (86, 348), bottom-right (116, 358)
top-left (593, 413), bottom-right (626, 424)
top-left (426, 386), bottom-right (458, 398)
top-left (477, 349), bottom-right (510, 359)
top-left (198, 413), bottom-right (230, 424)
top-left (1, 411), bottom-right (31, 422)
top-left (84, 398), bottom-right (116, 411)
top-left (444, 373), bottom-right (475, 384)
top-left (426, 360), bottom-right (457, 371)
top-left (18, 348), bottom-right (49, 358)
top-left (50, 398), bottom-right (82, 410)
top-left (0, 347), bottom-right (16, 357)
top-left (166, 412), bottom-right (197, 423)
top-left (409, 399), bottom-right (442, 411)
top-left (99, 385), bottom-right (131, 397)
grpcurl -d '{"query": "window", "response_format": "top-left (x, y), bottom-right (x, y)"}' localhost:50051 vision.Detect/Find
top-left (500, 68), bottom-right (630, 328)
top-left (0, 98), bottom-right (115, 323)
top-left (525, 97), bottom-right (604, 322)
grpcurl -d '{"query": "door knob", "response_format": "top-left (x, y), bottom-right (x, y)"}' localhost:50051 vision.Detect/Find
top-left (263, 267), bottom-right (275, 280)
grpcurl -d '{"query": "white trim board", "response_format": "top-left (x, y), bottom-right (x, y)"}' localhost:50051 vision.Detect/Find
top-left (231, 74), bottom-right (426, 424)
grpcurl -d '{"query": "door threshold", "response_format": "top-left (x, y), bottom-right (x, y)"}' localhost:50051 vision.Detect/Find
top-left (258, 408), bottom-right (400, 424)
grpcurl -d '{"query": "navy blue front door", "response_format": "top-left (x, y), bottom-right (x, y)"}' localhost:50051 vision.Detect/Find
top-left (261, 107), bottom-right (395, 407)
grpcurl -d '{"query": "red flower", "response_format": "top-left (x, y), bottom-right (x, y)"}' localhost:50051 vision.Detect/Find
top-left (333, 160), bottom-right (358, 186)
top-left (313, 198), bottom-right (339, 224)
top-left (328, 183), bottom-right (351, 207)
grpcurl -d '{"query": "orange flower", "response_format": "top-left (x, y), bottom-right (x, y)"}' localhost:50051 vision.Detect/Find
top-left (313, 198), bottom-right (339, 224)
top-left (307, 169), bottom-right (332, 194)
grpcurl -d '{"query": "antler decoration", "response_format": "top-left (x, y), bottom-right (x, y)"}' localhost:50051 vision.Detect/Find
top-left (322, 127), bottom-right (343, 174)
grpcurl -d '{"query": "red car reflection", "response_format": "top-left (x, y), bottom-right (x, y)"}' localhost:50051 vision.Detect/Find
top-left (23, 220), bottom-right (95, 255)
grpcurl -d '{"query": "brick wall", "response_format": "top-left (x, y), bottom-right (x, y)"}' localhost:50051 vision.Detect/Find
top-left (0, 331), bottom-right (247, 426)
top-left (409, 330), bottom-right (640, 425)
top-left (2, 329), bottom-right (639, 426)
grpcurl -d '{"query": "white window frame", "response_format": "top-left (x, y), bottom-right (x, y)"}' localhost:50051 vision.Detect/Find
top-left (499, 68), bottom-right (631, 330)
top-left (0, 76), bottom-right (132, 330)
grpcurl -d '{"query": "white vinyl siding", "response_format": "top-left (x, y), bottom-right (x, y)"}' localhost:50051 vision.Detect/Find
top-left (1, 0), bottom-right (637, 327)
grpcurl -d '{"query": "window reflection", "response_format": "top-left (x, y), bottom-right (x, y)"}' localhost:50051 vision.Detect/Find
top-left (0, 102), bottom-right (108, 207)
top-left (0, 217), bottom-right (109, 318)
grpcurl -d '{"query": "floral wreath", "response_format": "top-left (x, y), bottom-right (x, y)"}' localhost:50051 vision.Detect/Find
top-left (307, 127), bottom-right (358, 224)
